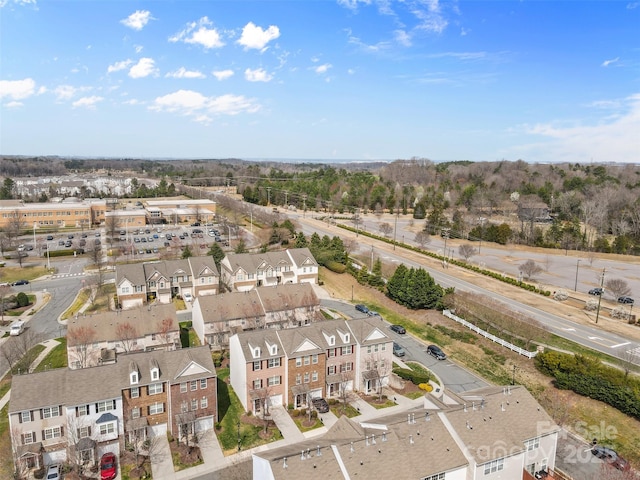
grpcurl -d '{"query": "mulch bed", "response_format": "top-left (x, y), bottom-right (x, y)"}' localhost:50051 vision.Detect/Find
top-left (168, 438), bottom-right (202, 466)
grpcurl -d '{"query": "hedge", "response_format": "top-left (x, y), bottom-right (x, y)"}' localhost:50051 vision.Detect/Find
top-left (393, 367), bottom-right (430, 385)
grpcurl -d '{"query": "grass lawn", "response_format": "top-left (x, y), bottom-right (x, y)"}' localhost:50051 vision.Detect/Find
top-left (84, 283), bottom-right (115, 314)
top-left (291, 414), bottom-right (323, 432)
top-left (12, 344), bottom-right (46, 375)
top-left (329, 402), bottom-right (360, 418)
top-left (60, 288), bottom-right (90, 320)
top-left (33, 338), bottom-right (67, 372)
top-left (0, 265), bottom-right (48, 284)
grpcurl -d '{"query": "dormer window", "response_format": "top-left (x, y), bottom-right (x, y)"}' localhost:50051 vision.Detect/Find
top-left (329, 335), bottom-right (335, 346)
top-left (252, 347), bottom-right (261, 359)
top-left (130, 371), bottom-right (138, 385)
top-left (151, 368), bottom-right (159, 381)
top-left (270, 344), bottom-right (277, 355)
top-left (344, 333), bottom-right (349, 343)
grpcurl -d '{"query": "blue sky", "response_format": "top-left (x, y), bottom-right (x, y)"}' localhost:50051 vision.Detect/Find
top-left (1, 0), bottom-right (638, 163)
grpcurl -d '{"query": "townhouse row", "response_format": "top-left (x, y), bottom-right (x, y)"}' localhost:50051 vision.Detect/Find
top-left (9, 346), bottom-right (217, 474)
top-left (115, 248), bottom-right (318, 310)
top-left (229, 316), bottom-right (394, 413)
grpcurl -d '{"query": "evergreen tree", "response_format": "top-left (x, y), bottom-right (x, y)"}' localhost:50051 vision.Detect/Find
top-left (235, 239), bottom-right (248, 253)
top-left (182, 245), bottom-right (193, 259)
top-left (293, 232), bottom-right (308, 248)
top-left (368, 258), bottom-right (385, 288)
top-left (207, 242), bottom-right (225, 268)
top-left (386, 264), bottom-right (409, 304)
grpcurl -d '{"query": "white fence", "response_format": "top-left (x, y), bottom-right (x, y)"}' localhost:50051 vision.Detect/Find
top-left (442, 310), bottom-right (538, 359)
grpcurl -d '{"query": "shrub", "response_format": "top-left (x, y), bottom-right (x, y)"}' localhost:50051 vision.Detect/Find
top-left (325, 260), bottom-right (347, 273)
top-left (394, 367), bottom-right (430, 385)
top-left (418, 383), bottom-right (433, 392)
top-left (16, 292), bottom-right (29, 307)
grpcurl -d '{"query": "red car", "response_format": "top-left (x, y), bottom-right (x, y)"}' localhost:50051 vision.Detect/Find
top-left (100, 452), bottom-right (117, 480)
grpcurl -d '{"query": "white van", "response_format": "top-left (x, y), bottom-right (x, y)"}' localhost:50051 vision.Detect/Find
top-left (10, 321), bottom-right (25, 336)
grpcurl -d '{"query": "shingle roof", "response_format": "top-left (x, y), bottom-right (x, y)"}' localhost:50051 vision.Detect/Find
top-left (256, 284), bottom-right (318, 312)
top-left (9, 346), bottom-right (215, 413)
top-left (223, 250), bottom-right (292, 275)
top-left (196, 290), bottom-right (265, 323)
top-left (286, 247), bottom-right (318, 268)
top-left (188, 255), bottom-right (219, 278)
top-left (116, 263), bottom-right (146, 286)
top-left (66, 303), bottom-right (178, 346)
top-left (345, 316), bottom-right (390, 345)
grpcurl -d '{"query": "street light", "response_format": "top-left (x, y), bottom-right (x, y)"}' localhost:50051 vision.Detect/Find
top-left (33, 222), bottom-right (37, 248)
top-left (595, 268), bottom-right (606, 324)
top-left (46, 242), bottom-right (51, 270)
top-left (574, 259), bottom-right (581, 292)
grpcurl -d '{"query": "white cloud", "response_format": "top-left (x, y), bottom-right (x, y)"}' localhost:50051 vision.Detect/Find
top-left (337, 0), bottom-right (372, 11)
top-left (54, 85), bottom-right (76, 100)
top-left (72, 96), bottom-right (103, 109)
top-left (165, 67), bottom-right (206, 79)
top-left (150, 89), bottom-right (260, 122)
top-left (107, 59), bottom-right (133, 73)
top-left (134, 45), bottom-right (144, 54)
top-left (128, 58), bottom-right (158, 78)
top-left (515, 93), bottom-right (640, 163)
top-left (5, 101), bottom-right (23, 108)
top-left (0, 0), bottom-right (37, 8)
top-left (244, 67), bottom-right (273, 82)
top-left (601, 57), bottom-right (619, 67)
top-left (121, 10), bottom-right (153, 31)
top-left (313, 63), bottom-right (332, 74)
top-left (347, 68), bottom-right (356, 75)
top-left (123, 99), bottom-right (142, 105)
top-left (212, 69), bottom-right (234, 81)
top-left (627, 2), bottom-right (639, 9)
top-left (0, 78), bottom-right (36, 100)
top-left (237, 22), bottom-right (280, 51)
top-left (169, 17), bottom-right (224, 50)
top-left (394, 29), bottom-right (412, 47)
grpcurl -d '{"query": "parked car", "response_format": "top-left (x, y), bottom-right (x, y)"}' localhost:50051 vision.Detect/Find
top-left (390, 324), bottom-right (406, 334)
top-left (58, 240), bottom-right (65, 246)
top-left (592, 445), bottom-right (630, 471)
top-left (183, 292), bottom-right (193, 302)
top-left (588, 287), bottom-right (604, 296)
top-left (46, 464), bottom-right (61, 480)
top-left (393, 342), bottom-right (406, 357)
top-left (617, 296), bottom-right (634, 304)
top-left (355, 304), bottom-right (369, 314)
top-left (64, 240), bottom-right (72, 247)
top-left (46, 235), bottom-right (54, 241)
top-left (12, 279), bottom-right (29, 286)
top-left (67, 234), bottom-right (74, 239)
top-left (10, 321), bottom-right (25, 336)
top-left (427, 344), bottom-right (447, 360)
top-left (100, 452), bottom-right (117, 480)
top-left (312, 397), bottom-right (330, 413)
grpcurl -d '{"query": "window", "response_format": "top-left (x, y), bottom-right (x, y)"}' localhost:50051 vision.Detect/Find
top-left (130, 387), bottom-right (139, 398)
top-left (253, 361), bottom-right (261, 371)
top-left (525, 437), bottom-right (540, 451)
top-left (296, 357), bottom-right (302, 367)
top-left (421, 473), bottom-right (445, 480)
top-left (200, 378), bottom-right (207, 389)
top-left (312, 371), bottom-right (318, 382)
top-left (77, 405), bottom-right (89, 416)
top-left (148, 383), bottom-right (163, 395)
top-left (132, 408), bottom-right (141, 419)
top-left (304, 372), bottom-right (310, 383)
top-left (78, 426), bottom-right (91, 438)
top-left (253, 379), bottom-right (262, 390)
top-left (22, 432), bottom-right (35, 445)
top-left (99, 423), bottom-right (115, 436)
top-left (21, 411), bottom-right (32, 423)
top-left (268, 375), bottom-right (281, 386)
top-left (367, 345), bottom-right (372, 354)
top-left (268, 357), bottom-right (280, 368)
top-left (149, 402), bottom-right (164, 415)
top-left (44, 426), bottom-right (62, 440)
top-left (341, 345), bottom-right (353, 355)
top-left (42, 406), bottom-right (60, 418)
top-left (304, 356), bottom-right (310, 366)
top-left (97, 400), bottom-right (115, 412)
top-left (483, 458), bottom-right (504, 475)
top-left (327, 365), bottom-right (336, 375)
top-left (190, 380), bottom-right (198, 391)
top-left (201, 397), bottom-right (208, 409)
top-left (181, 402), bottom-right (188, 413)
top-left (328, 349), bottom-right (336, 358)
top-left (191, 399), bottom-right (198, 411)
top-left (151, 368), bottom-right (159, 381)
top-left (180, 383), bottom-right (187, 393)
top-left (296, 374), bottom-right (301, 385)
top-left (312, 354), bottom-right (318, 364)
top-left (130, 371), bottom-right (138, 384)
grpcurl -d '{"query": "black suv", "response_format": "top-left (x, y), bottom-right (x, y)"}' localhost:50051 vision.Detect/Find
top-left (312, 398), bottom-right (329, 413)
top-left (588, 287), bottom-right (604, 296)
top-left (617, 296), bottom-right (634, 304)
top-left (355, 304), bottom-right (369, 314)
top-left (427, 345), bottom-right (447, 360)
top-left (390, 324), bottom-right (406, 334)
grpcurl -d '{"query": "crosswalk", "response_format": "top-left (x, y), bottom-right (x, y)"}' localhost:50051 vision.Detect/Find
top-left (50, 272), bottom-right (86, 279)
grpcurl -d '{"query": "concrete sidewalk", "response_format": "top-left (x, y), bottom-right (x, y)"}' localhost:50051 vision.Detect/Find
top-left (270, 404), bottom-right (304, 442)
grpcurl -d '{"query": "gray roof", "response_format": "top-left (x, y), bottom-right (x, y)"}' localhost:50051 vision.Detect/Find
top-left (196, 290), bottom-right (265, 323)
top-left (188, 255), bottom-right (219, 278)
top-left (9, 346), bottom-right (215, 413)
top-left (256, 409), bottom-right (467, 479)
top-left (444, 385), bottom-right (560, 463)
top-left (66, 303), bottom-right (178, 346)
top-left (116, 262), bottom-right (146, 286)
top-left (286, 247), bottom-right (318, 268)
top-left (256, 283), bottom-right (319, 312)
top-left (236, 329), bottom-right (285, 362)
top-left (223, 250), bottom-right (292, 275)
top-left (345, 316), bottom-right (391, 346)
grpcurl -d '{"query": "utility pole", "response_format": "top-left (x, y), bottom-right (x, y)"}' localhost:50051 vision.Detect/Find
top-left (393, 206), bottom-right (398, 250)
top-left (284, 191), bottom-right (288, 207)
top-left (266, 187), bottom-right (271, 206)
top-left (595, 268), bottom-right (606, 324)
top-left (574, 259), bottom-right (581, 292)
top-left (370, 245), bottom-right (374, 272)
top-left (302, 194), bottom-right (307, 217)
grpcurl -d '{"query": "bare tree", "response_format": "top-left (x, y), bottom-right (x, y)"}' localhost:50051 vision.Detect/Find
top-left (115, 322), bottom-right (139, 353)
top-left (67, 325), bottom-right (97, 368)
top-left (379, 222), bottom-right (393, 238)
top-left (156, 317), bottom-right (176, 351)
top-left (0, 340), bottom-right (22, 373)
top-left (458, 244), bottom-right (477, 262)
top-left (104, 215), bottom-right (121, 246)
top-left (11, 426), bottom-right (32, 480)
top-left (0, 283), bottom-right (12, 322)
top-left (618, 346), bottom-right (640, 384)
top-left (414, 231), bottom-right (431, 249)
top-left (6, 209), bottom-right (25, 248)
top-left (542, 255), bottom-right (553, 273)
top-left (337, 370), bottom-right (355, 414)
top-left (519, 259), bottom-right (543, 280)
top-left (366, 354), bottom-right (390, 401)
top-left (66, 412), bottom-right (96, 476)
top-left (604, 278), bottom-right (631, 300)
top-left (250, 383), bottom-right (273, 434)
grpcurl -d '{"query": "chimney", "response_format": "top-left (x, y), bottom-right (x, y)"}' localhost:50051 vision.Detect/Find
top-left (409, 434), bottom-right (414, 445)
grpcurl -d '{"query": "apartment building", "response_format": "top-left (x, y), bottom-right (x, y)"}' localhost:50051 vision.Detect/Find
top-left (252, 386), bottom-right (560, 480)
top-left (192, 283), bottom-right (322, 349)
top-left (229, 317), bottom-right (393, 414)
top-left (115, 256), bottom-right (219, 309)
top-left (9, 347), bottom-right (217, 475)
top-left (66, 303), bottom-right (180, 369)
top-left (220, 248), bottom-right (318, 292)
top-left (0, 199), bottom-right (107, 230)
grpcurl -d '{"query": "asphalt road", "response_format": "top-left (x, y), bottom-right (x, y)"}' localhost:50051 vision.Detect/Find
top-left (295, 214), bottom-right (640, 365)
